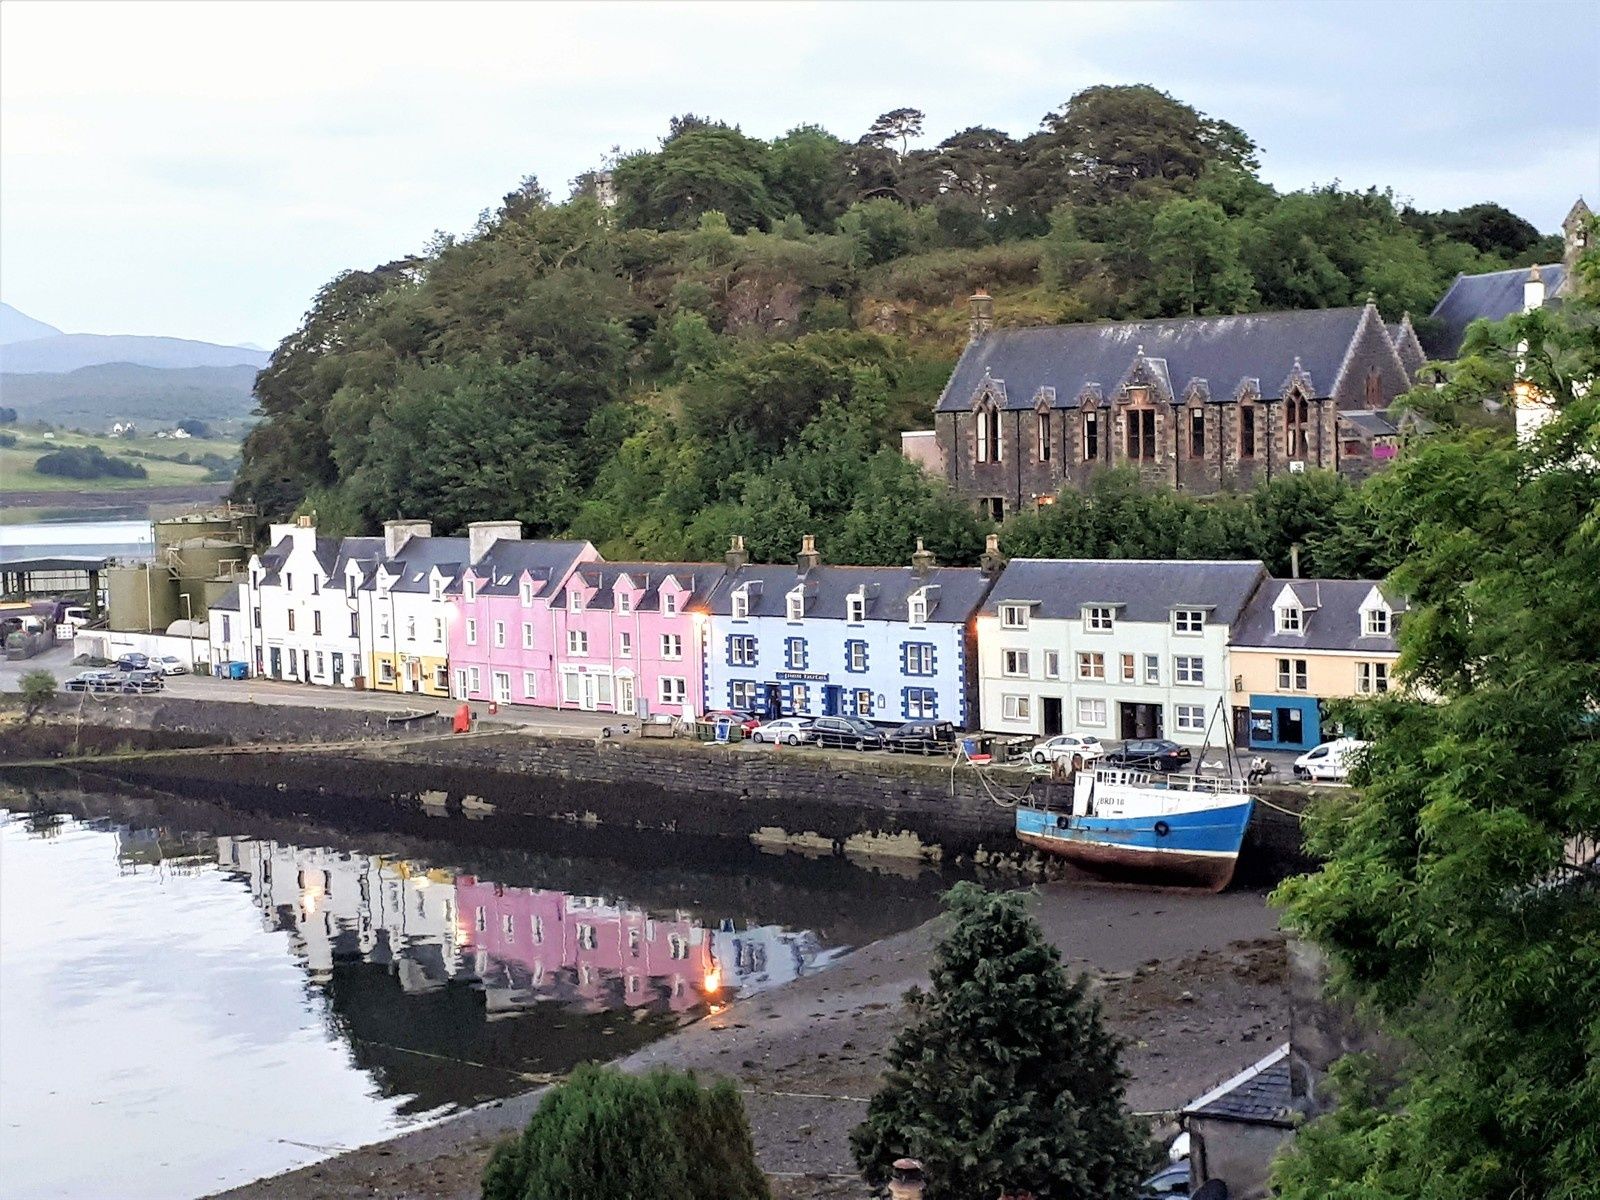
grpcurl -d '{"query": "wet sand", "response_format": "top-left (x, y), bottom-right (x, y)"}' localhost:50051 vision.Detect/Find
top-left (213, 882), bottom-right (1285, 1200)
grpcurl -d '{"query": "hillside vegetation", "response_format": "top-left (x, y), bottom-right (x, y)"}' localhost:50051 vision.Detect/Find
top-left (0, 363), bottom-right (259, 434)
top-left (232, 85), bottom-right (1549, 567)
top-left (0, 428), bottom-right (240, 494)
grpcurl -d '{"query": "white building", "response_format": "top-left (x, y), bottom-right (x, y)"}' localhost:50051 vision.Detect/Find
top-left (976, 559), bottom-right (1266, 745)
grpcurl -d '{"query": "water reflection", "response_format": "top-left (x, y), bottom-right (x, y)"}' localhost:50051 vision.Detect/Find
top-left (1, 793), bottom-right (942, 1200)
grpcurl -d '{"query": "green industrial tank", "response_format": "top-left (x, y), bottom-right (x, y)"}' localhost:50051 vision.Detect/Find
top-left (107, 564), bottom-right (181, 632)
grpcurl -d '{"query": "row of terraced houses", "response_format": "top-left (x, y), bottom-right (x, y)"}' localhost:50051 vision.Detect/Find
top-left (207, 517), bottom-right (1403, 752)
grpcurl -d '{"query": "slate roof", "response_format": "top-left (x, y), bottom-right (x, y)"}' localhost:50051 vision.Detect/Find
top-left (1184, 1044), bottom-right (1295, 1127)
top-left (700, 563), bottom-right (995, 624)
top-left (936, 308), bottom-right (1370, 414)
top-left (210, 583), bottom-right (240, 612)
top-left (456, 539), bottom-right (594, 598)
top-left (982, 559), bottom-right (1266, 624)
top-left (1426, 264), bottom-right (1566, 359)
top-left (379, 535), bottom-right (469, 593)
top-left (1339, 410), bottom-right (1400, 438)
top-left (1231, 578), bottom-right (1404, 653)
top-left (554, 561), bottom-right (723, 612)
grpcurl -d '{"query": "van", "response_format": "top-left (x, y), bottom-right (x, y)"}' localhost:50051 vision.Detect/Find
top-left (1294, 737), bottom-right (1370, 783)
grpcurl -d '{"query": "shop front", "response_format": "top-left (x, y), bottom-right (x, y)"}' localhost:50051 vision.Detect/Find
top-left (1246, 693), bottom-right (1322, 751)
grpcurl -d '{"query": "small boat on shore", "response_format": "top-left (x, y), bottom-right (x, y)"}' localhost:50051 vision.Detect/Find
top-left (1016, 765), bottom-right (1254, 891)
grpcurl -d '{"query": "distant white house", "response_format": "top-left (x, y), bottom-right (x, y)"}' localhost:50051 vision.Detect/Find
top-left (171, 428), bottom-right (192, 439)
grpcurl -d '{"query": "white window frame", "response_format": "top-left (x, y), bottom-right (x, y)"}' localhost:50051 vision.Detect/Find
top-left (618, 630), bottom-right (633, 657)
top-left (846, 641), bottom-right (867, 672)
top-left (1002, 693), bottom-right (1032, 722)
top-left (908, 593), bottom-right (928, 626)
top-left (729, 635), bottom-right (757, 667)
top-left (493, 620), bottom-right (506, 647)
top-left (661, 633), bottom-right (683, 660)
top-left (618, 591), bottom-right (632, 615)
top-left (659, 676), bottom-right (687, 706)
top-left (905, 644), bottom-right (934, 675)
top-left (1120, 653), bottom-right (1136, 683)
top-left (662, 591), bottom-right (679, 617)
top-left (1143, 653), bottom-right (1160, 685)
top-left (729, 680), bottom-right (758, 709)
top-left (1174, 655), bottom-right (1205, 686)
top-left (1175, 704), bottom-right (1206, 732)
top-left (1276, 605), bottom-right (1303, 635)
top-left (846, 593), bottom-right (866, 623)
top-left (1278, 657), bottom-right (1309, 691)
top-left (1000, 604), bottom-right (1030, 630)
top-left (523, 671), bottom-right (537, 698)
top-left (1357, 661), bottom-right (1390, 694)
top-left (522, 622), bottom-right (534, 649)
top-left (1077, 697), bottom-right (1107, 727)
top-left (1076, 651), bottom-right (1105, 681)
top-left (1084, 606), bottom-right (1115, 633)
top-left (379, 659), bottom-right (395, 684)
top-left (1172, 609), bottom-right (1205, 635)
top-left (464, 579), bottom-right (476, 602)
top-left (787, 588), bottom-right (805, 621)
top-left (567, 630), bottom-right (589, 656)
top-left (519, 581), bottom-right (534, 606)
top-left (731, 588), bottom-right (749, 620)
top-left (1002, 648), bottom-right (1030, 677)
top-left (569, 590), bottom-right (583, 613)
top-left (1364, 608), bottom-right (1390, 637)
top-left (1043, 650), bottom-right (1061, 679)
top-left (465, 618), bottom-right (477, 645)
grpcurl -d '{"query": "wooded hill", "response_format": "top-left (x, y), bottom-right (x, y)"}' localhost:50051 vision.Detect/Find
top-left (233, 85), bottom-right (1550, 573)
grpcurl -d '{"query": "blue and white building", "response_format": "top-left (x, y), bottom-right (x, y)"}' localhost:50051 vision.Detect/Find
top-left (699, 537), bottom-right (996, 727)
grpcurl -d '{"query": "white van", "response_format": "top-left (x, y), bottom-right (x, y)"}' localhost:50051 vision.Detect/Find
top-left (1294, 737), bottom-right (1370, 783)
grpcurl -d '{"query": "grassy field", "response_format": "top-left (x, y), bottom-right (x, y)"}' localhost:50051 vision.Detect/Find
top-left (0, 429), bottom-right (241, 494)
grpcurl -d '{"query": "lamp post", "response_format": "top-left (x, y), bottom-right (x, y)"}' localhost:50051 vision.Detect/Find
top-left (180, 593), bottom-right (197, 674)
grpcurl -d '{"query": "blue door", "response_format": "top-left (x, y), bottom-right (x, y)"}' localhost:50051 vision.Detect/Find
top-left (823, 685), bottom-right (842, 716)
top-left (268, 647), bottom-right (281, 678)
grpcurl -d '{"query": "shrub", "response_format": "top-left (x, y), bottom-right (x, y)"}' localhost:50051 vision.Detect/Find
top-left (482, 1065), bottom-right (768, 1200)
top-left (32, 445), bottom-right (148, 480)
top-left (20, 669), bottom-right (56, 720)
top-left (862, 241), bottom-right (1044, 307)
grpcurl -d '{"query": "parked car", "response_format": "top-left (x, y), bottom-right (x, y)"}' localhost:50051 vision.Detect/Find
top-left (1029, 733), bottom-right (1106, 767)
top-left (153, 655), bottom-right (189, 676)
top-left (750, 717), bottom-right (815, 745)
top-left (118, 669), bottom-right (165, 694)
top-left (1103, 738), bottom-right (1193, 772)
top-left (808, 716), bottom-right (886, 751)
top-left (703, 709), bottom-right (761, 736)
top-left (1138, 1159), bottom-right (1191, 1198)
top-left (884, 721), bottom-right (958, 755)
top-left (115, 653), bottom-right (150, 671)
top-left (1294, 737), bottom-right (1369, 782)
top-left (65, 670), bottom-right (120, 693)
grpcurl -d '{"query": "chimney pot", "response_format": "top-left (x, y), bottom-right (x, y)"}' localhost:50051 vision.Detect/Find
top-left (797, 533), bottom-right (821, 572)
top-left (383, 519), bottom-right (431, 560)
top-left (910, 537), bottom-right (937, 574)
top-left (724, 535), bottom-right (749, 570)
top-left (980, 532), bottom-right (1006, 577)
top-left (968, 288), bottom-right (995, 340)
top-left (1290, 543), bottom-right (1302, 579)
top-left (1523, 264), bottom-right (1546, 313)
top-left (468, 520), bottom-right (522, 564)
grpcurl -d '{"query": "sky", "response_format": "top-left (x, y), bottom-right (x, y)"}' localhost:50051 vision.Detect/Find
top-left (2, 0), bottom-right (1596, 348)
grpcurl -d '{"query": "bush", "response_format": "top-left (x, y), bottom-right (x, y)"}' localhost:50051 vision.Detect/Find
top-left (852, 883), bottom-right (1152, 1199)
top-left (482, 1065), bottom-right (768, 1200)
top-left (20, 669), bottom-right (56, 720)
top-left (862, 241), bottom-right (1044, 306)
top-left (32, 445), bottom-right (148, 480)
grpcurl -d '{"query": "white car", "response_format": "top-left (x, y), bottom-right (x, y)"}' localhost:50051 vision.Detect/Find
top-left (749, 717), bottom-right (815, 745)
top-left (1294, 737), bottom-right (1369, 782)
top-left (154, 655), bottom-right (190, 676)
top-left (1030, 734), bottom-right (1106, 766)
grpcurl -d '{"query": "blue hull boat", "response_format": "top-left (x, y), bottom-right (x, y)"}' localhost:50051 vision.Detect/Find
top-left (1016, 766), bottom-right (1254, 891)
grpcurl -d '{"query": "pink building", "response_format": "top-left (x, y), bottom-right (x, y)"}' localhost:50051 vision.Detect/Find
top-left (448, 537), bottom-right (599, 708)
top-left (454, 877), bottom-right (714, 1014)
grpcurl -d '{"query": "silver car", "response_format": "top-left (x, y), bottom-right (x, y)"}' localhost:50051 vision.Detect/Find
top-left (749, 717), bottom-right (815, 745)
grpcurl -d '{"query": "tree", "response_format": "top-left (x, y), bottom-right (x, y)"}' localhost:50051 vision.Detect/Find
top-left (482, 1064), bottom-right (767, 1200)
top-left (19, 669), bottom-right (56, 721)
top-left (852, 883), bottom-right (1150, 1199)
top-left (865, 107), bottom-right (926, 158)
top-left (1147, 197), bottom-right (1257, 315)
top-left (176, 418), bottom-right (210, 437)
top-left (1271, 236), bottom-right (1600, 1200)
top-left (614, 125), bottom-right (778, 232)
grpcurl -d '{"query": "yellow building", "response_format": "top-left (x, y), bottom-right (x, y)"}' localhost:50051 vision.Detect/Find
top-left (1227, 579), bottom-right (1403, 752)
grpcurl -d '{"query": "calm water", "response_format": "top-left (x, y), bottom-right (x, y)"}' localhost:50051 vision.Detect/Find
top-left (0, 783), bottom-right (955, 1199)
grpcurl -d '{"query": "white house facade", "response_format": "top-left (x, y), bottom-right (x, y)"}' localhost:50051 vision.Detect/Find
top-left (976, 559), bottom-right (1267, 745)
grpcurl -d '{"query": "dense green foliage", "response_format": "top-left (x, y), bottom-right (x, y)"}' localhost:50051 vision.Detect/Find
top-left (481, 1065), bottom-right (768, 1200)
top-left (852, 883), bottom-right (1150, 1198)
top-left (33, 444), bottom-right (148, 479)
top-left (19, 669), bottom-right (57, 720)
top-left (1272, 227), bottom-right (1600, 1199)
top-left (233, 85), bottom-right (1549, 553)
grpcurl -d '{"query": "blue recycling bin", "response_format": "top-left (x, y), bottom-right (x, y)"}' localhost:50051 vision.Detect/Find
top-left (228, 661), bottom-right (248, 680)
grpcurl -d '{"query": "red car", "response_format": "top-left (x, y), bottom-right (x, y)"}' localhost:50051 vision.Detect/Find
top-left (703, 709), bottom-right (761, 735)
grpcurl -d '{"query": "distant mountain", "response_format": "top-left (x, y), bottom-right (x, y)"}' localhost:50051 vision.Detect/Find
top-left (0, 333), bottom-right (270, 374)
top-left (0, 302), bottom-right (64, 345)
top-left (0, 363), bottom-right (259, 429)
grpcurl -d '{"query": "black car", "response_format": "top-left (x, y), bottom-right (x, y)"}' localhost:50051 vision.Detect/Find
top-left (116, 652), bottom-right (151, 671)
top-left (1103, 738), bottom-right (1193, 772)
top-left (118, 669), bottom-right (165, 694)
top-left (65, 669), bottom-right (120, 693)
top-left (884, 721), bottom-right (958, 755)
top-left (808, 716), bottom-right (886, 751)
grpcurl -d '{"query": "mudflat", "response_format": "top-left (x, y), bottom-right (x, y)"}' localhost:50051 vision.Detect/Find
top-left (212, 881), bottom-right (1286, 1200)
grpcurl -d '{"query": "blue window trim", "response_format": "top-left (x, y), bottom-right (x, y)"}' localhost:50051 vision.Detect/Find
top-left (901, 686), bottom-right (937, 720)
top-left (844, 639), bottom-right (868, 674)
top-left (899, 640), bottom-right (937, 677)
top-left (785, 636), bottom-right (808, 671)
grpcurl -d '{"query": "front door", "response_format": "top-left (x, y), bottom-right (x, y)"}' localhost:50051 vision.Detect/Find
top-left (580, 673), bottom-right (598, 711)
top-left (1278, 706), bottom-right (1304, 748)
top-left (763, 682), bottom-right (783, 717)
top-left (407, 660), bottom-right (421, 692)
top-left (617, 675), bottom-right (635, 716)
top-left (823, 685), bottom-right (842, 716)
top-left (331, 653), bottom-right (344, 685)
top-left (493, 671), bottom-right (511, 704)
top-left (269, 647), bottom-right (281, 678)
top-left (1120, 702), bottom-right (1160, 740)
top-left (1042, 696), bottom-right (1064, 736)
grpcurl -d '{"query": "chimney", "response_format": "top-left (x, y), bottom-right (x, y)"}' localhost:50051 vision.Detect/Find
top-left (888, 1158), bottom-right (925, 1200)
top-left (979, 532), bottom-right (1006, 577)
top-left (468, 520), bottom-right (522, 564)
top-left (724, 535), bottom-right (749, 571)
top-left (286, 513), bottom-right (316, 554)
top-left (910, 537), bottom-right (937, 576)
top-left (1290, 543), bottom-right (1302, 579)
top-left (968, 288), bottom-right (994, 340)
top-left (1524, 264), bottom-right (1545, 313)
top-left (797, 533), bottom-right (821, 572)
top-left (383, 519), bottom-right (431, 559)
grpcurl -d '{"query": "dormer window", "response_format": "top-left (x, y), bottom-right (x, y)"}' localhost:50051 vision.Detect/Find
top-left (464, 579), bottom-right (476, 602)
top-left (345, 576), bottom-right (356, 599)
top-left (1084, 606), bottom-right (1115, 633)
top-left (520, 581), bottom-right (533, 606)
top-left (846, 592), bottom-right (866, 623)
top-left (569, 591), bottom-right (583, 613)
top-left (786, 587), bottom-right (805, 622)
top-left (618, 591), bottom-right (632, 616)
top-left (731, 587), bottom-right (749, 620)
top-left (430, 577), bottom-right (442, 601)
top-left (662, 591), bottom-right (678, 617)
top-left (285, 572), bottom-right (293, 592)
top-left (1276, 604), bottom-right (1303, 635)
top-left (1173, 609), bottom-right (1205, 635)
top-left (1000, 604), bottom-right (1030, 630)
top-left (908, 590), bottom-right (928, 626)
top-left (1364, 607), bottom-right (1390, 637)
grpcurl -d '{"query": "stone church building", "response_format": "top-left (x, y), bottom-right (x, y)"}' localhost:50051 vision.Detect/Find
top-left (926, 294), bottom-right (1424, 519)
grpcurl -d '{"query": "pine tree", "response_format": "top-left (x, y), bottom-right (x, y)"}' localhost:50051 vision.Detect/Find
top-left (851, 883), bottom-right (1151, 1198)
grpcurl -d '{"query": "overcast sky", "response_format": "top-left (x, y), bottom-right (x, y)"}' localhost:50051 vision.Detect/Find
top-left (2, 0), bottom-right (1595, 348)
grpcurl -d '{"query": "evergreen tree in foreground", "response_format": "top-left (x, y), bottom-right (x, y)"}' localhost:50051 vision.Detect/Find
top-left (482, 1064), bottom-right (769, 1200)
top-left (852, 882), bottom-right (1150, 1198)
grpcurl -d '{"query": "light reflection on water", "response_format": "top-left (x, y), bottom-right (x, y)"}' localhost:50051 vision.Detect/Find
top-left (0, 805), bottom-right (921, 1199)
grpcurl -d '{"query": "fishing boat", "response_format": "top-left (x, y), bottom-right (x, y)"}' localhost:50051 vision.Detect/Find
top-left (1016, 765), bottom-right (1254, 891)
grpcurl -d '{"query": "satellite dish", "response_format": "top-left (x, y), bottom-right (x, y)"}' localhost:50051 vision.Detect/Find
top-left (1193, 1180), bottom-right (1228, 1200)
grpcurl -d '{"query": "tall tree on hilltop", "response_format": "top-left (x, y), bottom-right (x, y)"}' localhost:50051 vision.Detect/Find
top-left (852, 883), bottom-right (1150, 1199)
top-left (614, 124), bottom-right (778, 232)
top-left (865, 106), bottom-right (926, 158)
top-left (1272, 227), bottom-right (1600, 1200)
